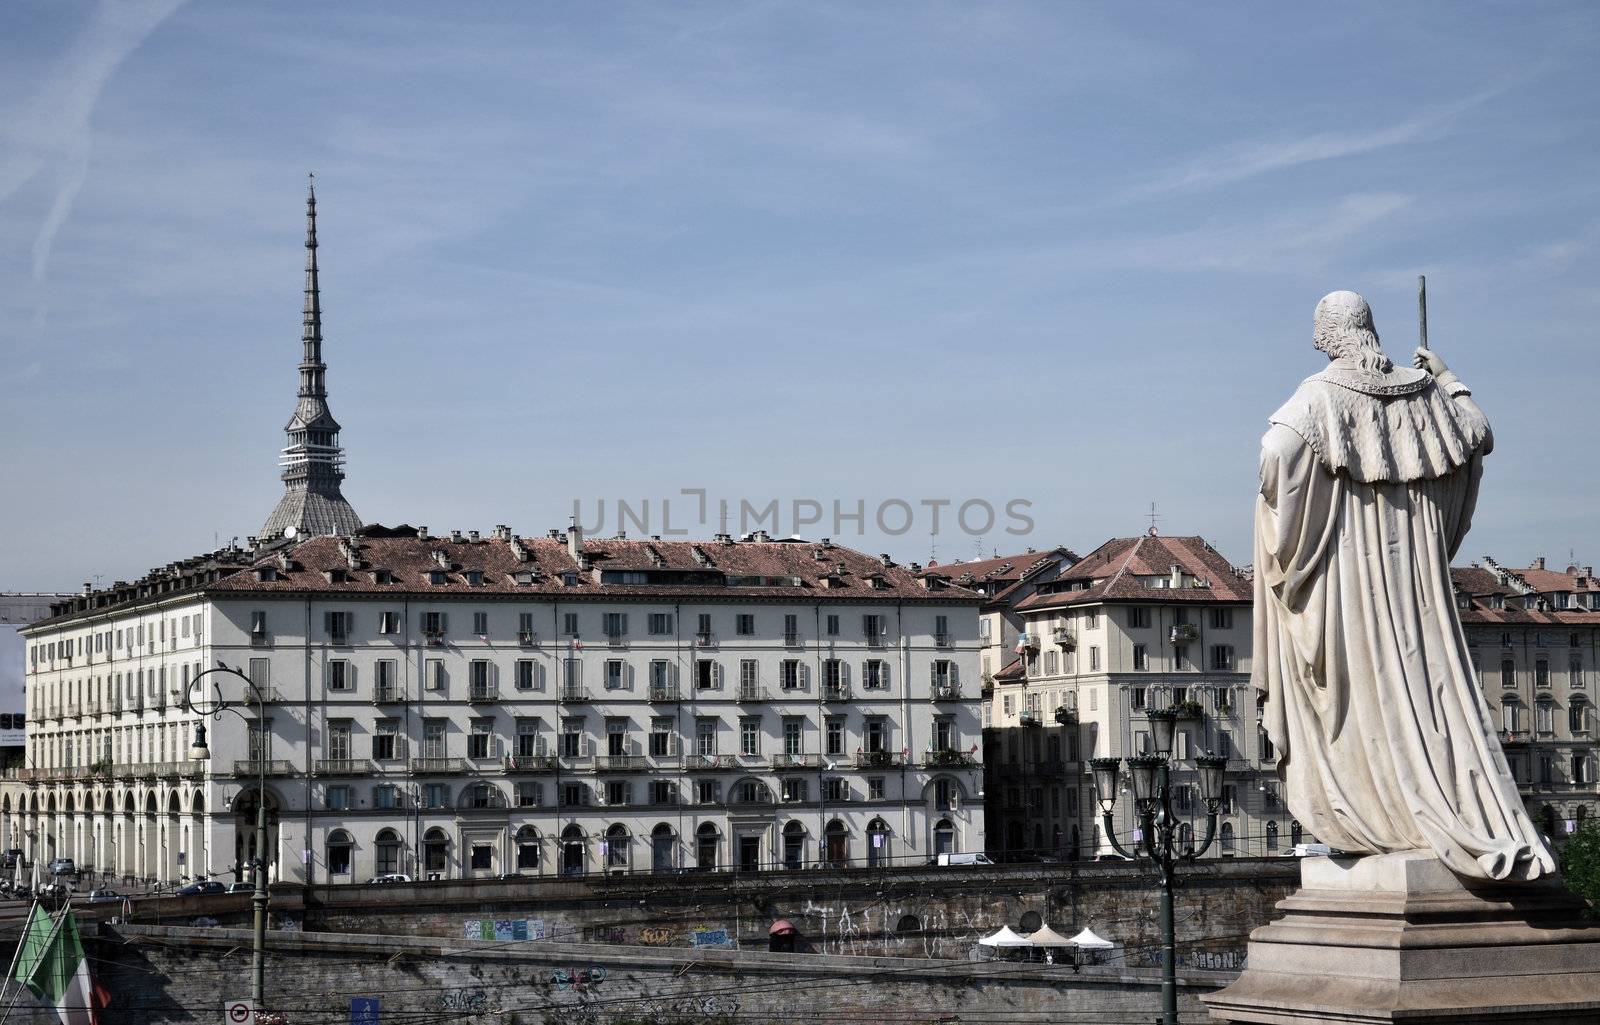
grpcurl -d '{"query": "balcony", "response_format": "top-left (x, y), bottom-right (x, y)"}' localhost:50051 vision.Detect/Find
top-left (649, 684), bottom-right (680, 703)
top-left (1170, 623), bottom-right (1199, 644)
top-left (314, 759), bottom-right (375, 777)
top-left (855, 751), bottom-right (905, 769)
top-left (422, 630), bottom-right (446, 648)
top-left (924, 750), bottom-right (976, 769)
top-left (560, 685), bottom-right (589, 704)
top-left (783, 631), bottom-right (802, 648)
top-left (1052, 628), bottom-right (1076, 649)
top-left (409, 757), bottom-right (467, 775)
top-left (604, 632), bottom-right (628, 649)
top-left (738, 683), bottom-right (766, 703)
top-left (1499, 730), bottom-right (1531, 745)
top-left (372, 685), bottom-right (405, 705)
top-left (232, 759), bottom-right (295, 777)
top-left (695, 631), bottom-right (717, 649)
top-left (504, 755), bottom-right (556, 773)
top-left (866, 632), bottom-right (890, 649)
top-left (931, 682), bottom-right (961, 702)
top-left (824, 683), bottom-right (850, 702)
top-left (469, 682), bottom-right (499, 703)
top-left (687, 754), bottom-right (735, 771)
top-left (935, 632), bottom-right (953, 649)
top-left (1019, 712), bottom-right (1042, 727)
top-left (517, 630), bottom-right (539, 648)
top-left (772, 753), bottom-right (823, 771)
top-left (596, 755), bottom-right (646, 772)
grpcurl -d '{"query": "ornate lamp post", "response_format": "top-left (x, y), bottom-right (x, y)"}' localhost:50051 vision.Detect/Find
top-left (183, 661), bottom-right (269, 1009)
top-left (1090, 708), bottom-right (1229, 1025)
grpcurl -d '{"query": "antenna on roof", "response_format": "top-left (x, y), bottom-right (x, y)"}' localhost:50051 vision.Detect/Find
top-left (1148, 501), bottom-right (1160, 536)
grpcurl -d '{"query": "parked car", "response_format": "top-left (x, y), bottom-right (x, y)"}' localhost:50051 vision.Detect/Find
top-left (226, 882), bottom-right (254, 894)
top-left (176, 881), bottom-right (226, 897)
top-left (48, 858), bottom-right (76, 876)
top-left (497, 872), bottom-right (526, 881)
top-left (87, 889), bottom-right (123, 904)
top-left (367, 874), bottom-right (411, 885)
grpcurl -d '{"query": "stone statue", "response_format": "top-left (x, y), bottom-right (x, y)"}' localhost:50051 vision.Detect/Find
top-left (1252, 290), bottom-right (1556, 883)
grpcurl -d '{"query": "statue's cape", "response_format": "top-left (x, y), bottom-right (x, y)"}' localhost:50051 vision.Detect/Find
top-left (1268, 366), bottom-right (1488, 483)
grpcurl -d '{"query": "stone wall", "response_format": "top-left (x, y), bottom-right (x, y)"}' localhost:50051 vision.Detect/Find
top-left (90, 924), bottom-right (1242, 1024)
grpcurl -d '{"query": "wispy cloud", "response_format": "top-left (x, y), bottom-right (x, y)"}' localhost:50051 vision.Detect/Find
top-left (0, 0), bottom-right (186, 320)
top-left (1129, 81), bottom-right (1523, 199)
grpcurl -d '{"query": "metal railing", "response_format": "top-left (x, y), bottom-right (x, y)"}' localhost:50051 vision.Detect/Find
top-left (314, 759), bottom-right (375, 776)
top-left (409, 757), bottom-right (466, 774)
top-left (504, 755), bottom-right (556, 772)
top-left (469, 682), bottom-right (499, 703)
top-left (649, 684), bottom-right (680, 703)
top-left (232, 759), bottom-right (295, 777)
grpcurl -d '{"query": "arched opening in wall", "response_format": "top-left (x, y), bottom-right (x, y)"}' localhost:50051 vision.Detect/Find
top-left (824, 820), bottom-right (849, 869)
top-left (515, 826), bottom-right (540, 873)
top-left (1069, 824), bottom-right (1081, 861)
top-left (650, 824), bottom-right (675, 874)
top-left (374, 829), bottom-right (403, 877)
top-left (561, 825), bottom-right (586, 878)
top-left (1177, 821), bottom-right (1194, 856)
top-left (866, 818), bottom-right (891, 868)
top-left (933, 819), bottom-right (956, 859)
top-left (896, 915), bottom-right (921, 936)
top-left (1579, 806), bottom-right (1590, 829)
top-left (1265, 820), bottom-right (1280, 853)
top-left (460, 781), bottom-right (507, 810)
top-left (423, 827), bottom-right (450, 880)
top-left (1541, 804), bottom-right (1558, 838)
top-left (604, 824), bottom-right (630, 875)
top-left (695, 823), bottom-right (720, 872)
top-left (782, 821), bottom-right (806, 871)
top-left (1290, 820), bottom-right (1303, 848)
top-left (1018, 910), bottom-right (1042, 933)
top-left (326, 829), bottom-right (354, 878)
top-left (1219, 822), bottom-right (1236, 856)
top-left (230, 788), bottom-right (281, 884)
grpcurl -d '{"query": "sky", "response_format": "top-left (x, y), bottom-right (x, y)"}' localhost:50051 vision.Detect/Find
top-left (2, 1), bottom-right (1597, 590)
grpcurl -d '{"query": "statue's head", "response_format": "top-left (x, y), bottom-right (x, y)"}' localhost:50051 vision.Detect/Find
top-left (1314, 290), bottom-right (1393, 374)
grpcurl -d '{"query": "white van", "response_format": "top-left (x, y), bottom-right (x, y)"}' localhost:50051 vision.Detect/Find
top-left (936, 852), bottom-right (995, 867)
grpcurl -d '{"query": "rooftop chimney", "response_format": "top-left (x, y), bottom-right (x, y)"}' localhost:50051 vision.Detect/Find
top-left (468, 530), bottom-right (480, 543)
top-left (450, 530), bottom-right (463, 544)
top-left (567, 518), bottom-right (582, 561)
top-left (417, 526), bottom-right (429, 539)
top-left (1534, 556), bottom-right (1546, 570)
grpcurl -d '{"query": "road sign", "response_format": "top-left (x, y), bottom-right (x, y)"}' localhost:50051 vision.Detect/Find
top-left (351, 997), bottom-right (380, 1025)
top-left (224, 998), bottom-right (254, 1025)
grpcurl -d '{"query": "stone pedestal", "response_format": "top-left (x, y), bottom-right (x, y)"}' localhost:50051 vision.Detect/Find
top-left (1203, 850), bottom-right (1600, 1025)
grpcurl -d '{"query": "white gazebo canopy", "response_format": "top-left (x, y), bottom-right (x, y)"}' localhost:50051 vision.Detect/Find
top-left (1068, 927), bottom-right (1114, 949)
top-left (1027, 925), bottom-right (1076, 947)
top-left (978, 926), bottom-right (1034, 947)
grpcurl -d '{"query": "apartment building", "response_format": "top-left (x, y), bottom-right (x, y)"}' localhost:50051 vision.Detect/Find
top-left (1454, 558), bottom-right (1600, 839)
top-left (981, 531), bottom-right (1288, 860)
top-left (919, 548), bottom-right (1076, 730)
top-left (9, 527), bottom-right (984, 883)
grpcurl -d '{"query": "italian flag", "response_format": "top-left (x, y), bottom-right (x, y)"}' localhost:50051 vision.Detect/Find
top-left (12, 903), bottom-right (102, 1024)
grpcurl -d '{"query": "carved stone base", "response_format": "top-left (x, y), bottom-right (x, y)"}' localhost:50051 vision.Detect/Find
top-left (1202, 850), bottom-right (1600, 1025)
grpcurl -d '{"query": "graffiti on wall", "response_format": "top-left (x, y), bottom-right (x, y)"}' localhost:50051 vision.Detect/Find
top-left (464, 918), bottom-right (547, 941)
top-left (690, 927), bottom-right (735, 949)
top-left (440, 989), bottom-right (489, 1013)
top-left (551, 966), bottom-right (608, 992)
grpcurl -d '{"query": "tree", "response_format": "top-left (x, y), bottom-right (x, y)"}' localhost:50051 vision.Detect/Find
top-left (1559, 820), bottom-right (1600, 918)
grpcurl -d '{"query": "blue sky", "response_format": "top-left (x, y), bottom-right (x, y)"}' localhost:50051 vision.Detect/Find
top-left (2, 1), bottom-right (1597, 589)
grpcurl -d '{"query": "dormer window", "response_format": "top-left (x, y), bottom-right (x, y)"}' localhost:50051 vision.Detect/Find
top-left (373, 569), bottom-right (393, 585)
top-left (464, 570), bottom-right (484, 586)
top-left (255, 567), bottom-right (278, 583)
top-left (325, 569), bottom-right (349, 584)
top-left (513, 571), bottom-right (538, 586)
top-left (562, 573), bottom-right (579, 588)
top-left (428, 570), bottom-right (448, 585)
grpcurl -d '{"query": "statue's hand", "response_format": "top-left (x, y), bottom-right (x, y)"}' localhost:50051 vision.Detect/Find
top-left (1413, 347), bottom-right (1449, 377)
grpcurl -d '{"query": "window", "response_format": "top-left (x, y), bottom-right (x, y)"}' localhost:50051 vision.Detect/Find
top-left (1133, 644), bottom-right (1148, 671)
top-left (783, 718), bottom-right (804, 755)
top-left (784, 614), bottom-right (799, 644)
top-left (423, 783), bottom-right (449, 809)
top-left (1570, 702), bottom-right (1589, 736)
top-left (1502, 659), bottom-right (1517, 688)
top-left (1130, 686), bottom-right (1147, 710)
top-left (781, 660), bottom-right (801, 691)
top-left (607, 719), bottom-right (629, 757)
top-left (325, 611), bottom-right (352, 643)
top-left (1536, 659), bottom-right (1551, 688)
top-left (471, 612), bottom-right (488, 636)
top-left (695, 780), bottom-right (721, 805)
top-left (375, 611), bottom-right (397, 635)
top-left (736, 614), bottom-right (755, 636)
top-left (422, 720), bottom-right (446, 760)
top-left (469, 659), bottom-right (491, 695)
top-left (863, 614), bottom-right (884, 642)
top-left (605, 660), bottom-right (626, 690)
top-left (327, 660), bottom-right (352, 691)
top-left (825, 777), bottom-right (849, 802)
top-left (863, 660), bottom-right (886, 690)
top-left (826, 717), bottom-right (845, 755)
top-left (1127, 607), bottom-right (1150, 628)
top-left (425, 659), bottom-right (446, 691)
top-left (561, 718), bottom-right (584, 759)
top-left (648, 613), bottom-right (673, 636)
top-left (1537, 701), bottom-right (1555, 735)
top-left (373, 721), bottom-right (399, 761)
top-left (515, 659), bottom-right (538, 691)
top-left (516, 718), bottom-right (542, 757)
top-left (933, 717), bottom-right (955, 752)
top-left (649, 717), bottom-right (672, 757)
top-left (826, 615), bottom-right (840, 637)
top-left (782, 778), bottom-right (808, 803)
top-left (868, 777), bottom-right (886, 800)
top-left (517, 782), bottom-right (542, 808)
top-left (468, 720), bottom-right (493, 760)
top-left (740, 659), bottom-right (759, 693)
top-left (740, 717), bottom-right (761, 757)
top-left (374, 784), bottom-right (399, 809)
top-left (250, 610), bottom-right (268, 637)
top-left (696, 719), bottom-right (717, 756)
top-left (518, 612), bottom-right (536, 638)
top-left (325, 786), bottom-right (351, 811)
top-left (561, 782), bottom-right (588, 808)
top-left (1044, 650), bottom-right (1058, 674)
top-left (328, 721), bottom-right (352, 761)
top-left (604, 612), bottom-right (628, 639)
top-left (421, 611), bottom-right (446, 636)
top-left (696, 659), bottom-right (716, 691)
top-left (1210, 645), bottom-right (1235, 671)
top-left (606, 781), bottom-right (631, 807)
top-left (1573, 656), bottom-right (1586, 689)
top-left (562, 613), bottom-right (580, 637)
top-left (1089, 647), bottom-right (1101, 671)
top-left (1209, 608), bottom-right (1234, 630)
top-left (650, 779), bottom-right (676, 805)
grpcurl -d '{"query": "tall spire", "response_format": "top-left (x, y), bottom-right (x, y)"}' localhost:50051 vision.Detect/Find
top-left (260, 175), bottom-right (363, 540)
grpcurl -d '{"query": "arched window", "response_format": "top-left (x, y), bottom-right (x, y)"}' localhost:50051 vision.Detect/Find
top-left (374, 829), bottom-right (402, 877)
top-left (933, 818), bottom-right (956, 858)
top-left (1290, 820), bottom-right (1303, 848)
top-left (515, 826), bottom-right (540, 872)
top-left (561, 825), bottom-right (587, 878)
top-left (782, 821), bottom-right (806, 871)
top-left (896, 915), bottom-right (920, 935)
top-left (866, 818), bottom-right (891, 868)
top-left (604, 824), bottom-right (630, 873)
top-left (695, 823), bottom-right (720, 872)
top-left (1177, 821), bottom-right (1194, 855)
top-left (1265, 820), bottom-right (1280, 852)
top-left (1219, 821), bottom-right (1236, 855)
top-left (824, 819), bottom-right (850, 868)
top-left (650, 824), bottom-right (676, 874)
top-left (461, 782), bottom-right (506, 809)
top-left (1571, 700), bottom-right (1589, 736)
top-left (326, 829), bottom-right (354, 876)
top-left (423, 828), bottom-right (450, 877)
top-left (1536, 700), bottom-right (1555, 735)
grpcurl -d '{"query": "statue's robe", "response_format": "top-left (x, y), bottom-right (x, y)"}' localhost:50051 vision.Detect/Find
top-left (1253, 360), bottom-right (1556, 881)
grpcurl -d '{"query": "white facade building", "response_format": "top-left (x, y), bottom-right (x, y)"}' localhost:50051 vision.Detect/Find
top-left (9, 527), bottom-right (984, 884)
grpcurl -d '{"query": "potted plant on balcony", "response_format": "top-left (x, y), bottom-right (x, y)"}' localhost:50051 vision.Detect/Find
top-left (864, 749), bottom-right (897, 768)
top-left (1054, 706), bottom-right (1077, 726)
top-left (1174, 699), bottom-right (1205, 719)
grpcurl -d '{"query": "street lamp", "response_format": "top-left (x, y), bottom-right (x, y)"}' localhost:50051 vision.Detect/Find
top-left (184, 662), bottom-right (269, 1010)
top-left (1092, 712), bottom-right (1229, 1025)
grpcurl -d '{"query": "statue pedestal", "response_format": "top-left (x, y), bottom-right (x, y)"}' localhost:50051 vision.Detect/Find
top-left (1203, 850), bottom-right (1600, 1025)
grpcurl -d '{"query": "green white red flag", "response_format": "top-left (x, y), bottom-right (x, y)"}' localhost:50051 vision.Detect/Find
top-left (12, 902), bottom-right (101, 1025)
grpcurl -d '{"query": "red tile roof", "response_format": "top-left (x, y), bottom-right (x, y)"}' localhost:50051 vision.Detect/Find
top-left (1013, 533), bottom-right (1249, 612)
top-left (918, 548), bottom-right (1075, 586)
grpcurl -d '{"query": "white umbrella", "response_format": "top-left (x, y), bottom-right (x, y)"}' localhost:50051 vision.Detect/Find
top-left (1027, 925), bottom-right (1076, 947)
top-left (978, 926), bottom-right (1033, 947)
top-left (1068, 927), bottom-right (1114, 949)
